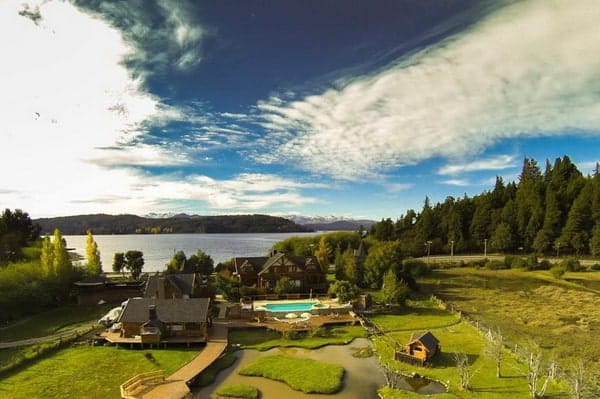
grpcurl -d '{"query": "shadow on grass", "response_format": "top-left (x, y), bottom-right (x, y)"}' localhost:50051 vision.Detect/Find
top-left (433, 352), bottom-right (479, 368)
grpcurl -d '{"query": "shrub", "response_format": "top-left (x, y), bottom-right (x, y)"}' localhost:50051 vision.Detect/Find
top-left (591, 263), bottom-right (600, 271)
top-left (525, 254), bottom-right (539, 270)
top-left (537, 259), bottom-right (552, 270)
top-left (486, 260), bottom-right (508, 270)
top-left (560, 257), bottom-right (582, 272)
top-left (402, 258), bottom-right (430, 277)
top-left (550, 265), bottom-right (566, 279)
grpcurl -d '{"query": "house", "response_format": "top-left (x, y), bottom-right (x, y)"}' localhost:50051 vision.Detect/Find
top-left (74, 275), bottom-right (145, 305)
top-left (144, 273), bottom-right (209, 299)
top-left (232, 252), bottom-right (328, 293)
top-left (116, 298), bottom-right (211, 344)
top-left (401, 331), bottom-right (441, 363)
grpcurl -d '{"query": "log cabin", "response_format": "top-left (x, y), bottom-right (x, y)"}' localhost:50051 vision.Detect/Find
top-left (403, 331), bottom-right (441, 363)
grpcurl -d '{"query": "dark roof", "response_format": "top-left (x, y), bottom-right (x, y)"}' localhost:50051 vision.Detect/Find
top-left (145, 274), bottom-right (198, 297)
top-left (118, 298), bottom-right (210, 323)
top-left (409, 331), bottom-right (440, 352)
top-left (233, 257), bottom-right (269, 274)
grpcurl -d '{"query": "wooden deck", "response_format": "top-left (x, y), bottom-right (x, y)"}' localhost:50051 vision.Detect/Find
top-left (121, 326), bottom-right (228, 399)
top-left (101, 331), bottom-right (208, 347)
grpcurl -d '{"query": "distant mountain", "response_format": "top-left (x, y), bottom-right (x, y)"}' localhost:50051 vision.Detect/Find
top-left (287, 215), bottom-right (375, 231)
top-left (35, 214), bottom-right (313, 235)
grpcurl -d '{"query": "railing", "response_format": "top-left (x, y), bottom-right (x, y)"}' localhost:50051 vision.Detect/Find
top-left (120, 370), bottom-right (165, 399)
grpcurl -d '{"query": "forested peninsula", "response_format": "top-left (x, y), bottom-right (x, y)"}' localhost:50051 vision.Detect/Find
top-left (35, 214), bottom-right (312, 235)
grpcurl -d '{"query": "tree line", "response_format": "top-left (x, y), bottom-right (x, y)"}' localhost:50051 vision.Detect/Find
top-left (370, 156), bottom-right (600, 257)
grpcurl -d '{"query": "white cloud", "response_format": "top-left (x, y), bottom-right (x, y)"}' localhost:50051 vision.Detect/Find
top-left (438, 155), bottom-right (517, 176)
top-left (256, 0), bottom-right (600, 180)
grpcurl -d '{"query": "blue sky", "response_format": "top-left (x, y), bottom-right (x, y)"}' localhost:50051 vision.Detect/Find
top-left (1, 0), bottom-right (600, 219)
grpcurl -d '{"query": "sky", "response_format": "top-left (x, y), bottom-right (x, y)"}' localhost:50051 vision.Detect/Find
top-left (2, 0), bottom-right (600, 220)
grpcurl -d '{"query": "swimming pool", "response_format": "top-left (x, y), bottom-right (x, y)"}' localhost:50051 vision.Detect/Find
top-left (264, 301), bottom-right (319, 312)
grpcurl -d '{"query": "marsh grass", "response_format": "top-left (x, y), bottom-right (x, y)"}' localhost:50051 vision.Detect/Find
top-left (239, 354), bottom-right (344, 394)
top-left (420, 268), bottom-right (600, 375)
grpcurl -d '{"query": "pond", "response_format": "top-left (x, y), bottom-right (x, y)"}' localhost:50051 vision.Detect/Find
top-left (192, 338), bottom-right (386, 399)
top-left (395, 373), bottom-right (447, 395)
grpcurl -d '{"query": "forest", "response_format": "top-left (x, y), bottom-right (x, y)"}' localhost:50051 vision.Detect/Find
top-left (369, 155), bottom-right (600, 257)
top-left (34, 213), bottom-right (312, 235)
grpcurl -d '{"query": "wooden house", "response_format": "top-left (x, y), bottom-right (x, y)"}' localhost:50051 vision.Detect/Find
top-left (232, 253), bottom-right (328, 293)
top-left (144, 273), bottom-right (209, 299)
top-left (117, 298), bottom-right (211, 343)
top-left (398, 331), bottom-right (441, 364)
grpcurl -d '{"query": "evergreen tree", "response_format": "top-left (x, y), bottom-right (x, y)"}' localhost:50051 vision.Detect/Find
top-left (85, 230), bottom-right (102, 275)
top-left (363, 241), bottom-right (403, 288)
top-left (381, 268), bottom-right (409, 306)
top-left (560, 181), bottom-right (593, 255)
top-left (491, 222), bottom-right (513, 253)
top-left (589, 224), bottom-right (600, 257)
top-left (112, 252), bottom-right (126, 277)
top-left (187, 249), bottom-right (214, 275)
top-left (314, 236), bottom-right (332, 273)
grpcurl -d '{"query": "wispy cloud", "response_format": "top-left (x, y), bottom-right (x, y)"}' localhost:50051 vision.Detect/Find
top-left (437, 155), bottom-right (517, 176)
top-left (255, 0), bottom-right (600, 180)
top-left (77, 0), bottom-right (206, 78)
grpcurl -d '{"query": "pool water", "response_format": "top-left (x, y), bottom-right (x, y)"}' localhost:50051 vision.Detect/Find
top-left (264, 301), bottom-right (317, 312)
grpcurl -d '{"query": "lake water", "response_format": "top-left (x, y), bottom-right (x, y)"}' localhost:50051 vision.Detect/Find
top-left (64, 232), bottom-right (319, 273)
top-left (193, 338), bottom-right (386, 399)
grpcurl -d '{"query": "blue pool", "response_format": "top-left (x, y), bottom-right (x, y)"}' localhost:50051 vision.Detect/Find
top-left (264, 301), bottom-right (317, 312)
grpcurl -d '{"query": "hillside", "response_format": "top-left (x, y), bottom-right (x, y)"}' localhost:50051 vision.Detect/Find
top-left (35, 214), bottom-right (313, 235)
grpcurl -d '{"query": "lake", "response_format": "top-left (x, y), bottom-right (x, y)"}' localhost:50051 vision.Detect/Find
top-left (63, 232), bottom-right (319, 273)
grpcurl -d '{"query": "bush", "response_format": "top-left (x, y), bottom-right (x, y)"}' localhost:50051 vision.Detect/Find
top-left (525, 254), bottom-right (539, 270)
top-left (560, 257), bottom-right (582, 272)
top-left (537, 259), bottom-right (552, 270)
top-left (486, 260), bottom-right (508, 270)
top-left (591, 263), bottom-right (600, 271)
top-left (550, 265), bottom-right (566, 279)
top-left (401, 258), bottom-right (430, 277)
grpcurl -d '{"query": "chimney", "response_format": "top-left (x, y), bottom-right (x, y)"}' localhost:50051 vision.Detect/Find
top-left (148, 305), bottom-right (157, 320)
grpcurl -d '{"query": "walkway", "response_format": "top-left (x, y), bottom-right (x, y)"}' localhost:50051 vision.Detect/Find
top-left (0, 323), bottom-right (98, 349)
top-left (140, 325), bottom-right (228, 399)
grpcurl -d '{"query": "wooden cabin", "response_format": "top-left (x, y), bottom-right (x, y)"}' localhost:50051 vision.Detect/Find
top-left (395, 331), bottom-right (441, 365)
top-left (117, 298), bottom-right (211, 343)
top-left (144, 273), bottom-right (209, 299)
top-left (232, 253), bottom-right (328, 293)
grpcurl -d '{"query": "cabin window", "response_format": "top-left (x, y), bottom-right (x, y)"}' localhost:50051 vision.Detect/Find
top-left (413, 347), bottom-right (422, 351)
top-left (293, 280), bottom-right (301, 287)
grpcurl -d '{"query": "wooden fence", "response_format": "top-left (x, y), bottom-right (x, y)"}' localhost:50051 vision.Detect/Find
top-left (120, 370), bottom-right (165, 399)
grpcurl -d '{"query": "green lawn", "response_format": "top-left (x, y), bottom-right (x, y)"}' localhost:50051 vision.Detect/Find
top-left (0, 304), bottom-right (113, 341)
top-left (239, 354), bottom-right (344, 394)
top-left (228, 325), bottom-right (367, 351)
top-left (371, 298), bottom-right (567, 399)
top-left (0, 346), bottom-right (198, 399)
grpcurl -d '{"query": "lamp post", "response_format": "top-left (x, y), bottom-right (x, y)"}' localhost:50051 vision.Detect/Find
top-left (483, 238), bottom-right (488, 258)
top-left (425, 240), bottom-right (432, 263)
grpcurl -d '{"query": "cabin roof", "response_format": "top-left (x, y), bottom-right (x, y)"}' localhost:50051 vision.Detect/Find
top-left (408, 331), bottom-right (440, 352)
top-left (118, 298), bottom-right (210, 324)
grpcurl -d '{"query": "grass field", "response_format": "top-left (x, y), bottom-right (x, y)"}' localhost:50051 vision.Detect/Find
top-left (0, 304), bottom-right (113, 341)
top-left (239, 354), bottom-right (344, 394)
top-left (370, 299), bottom-right (566, 399)
top-left (0, 345), bottom-right (199, 399)
top-left (420, 268), bottom-right (600, 375)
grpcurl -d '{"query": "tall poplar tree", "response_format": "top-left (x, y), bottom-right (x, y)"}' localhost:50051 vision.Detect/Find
top-left (85, 230), bottom-right (102, 275)
top-left (52, 229), bottom-right (72, 280)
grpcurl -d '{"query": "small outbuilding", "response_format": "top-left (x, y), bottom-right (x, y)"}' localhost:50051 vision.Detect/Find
top-left (395, 331), bottom-right (441, 365)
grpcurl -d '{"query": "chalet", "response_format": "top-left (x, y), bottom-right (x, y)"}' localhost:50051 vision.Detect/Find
top-left (144, 273), bottom-right (209, 299)
top-left (74, 275), bottom-right (145, 305)
top-left (116, 298), bottom-right (211, 344)
top-left (232, 253), bottom-right (327, 293)
top-left (397, 331), bottom-right (441, 364)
